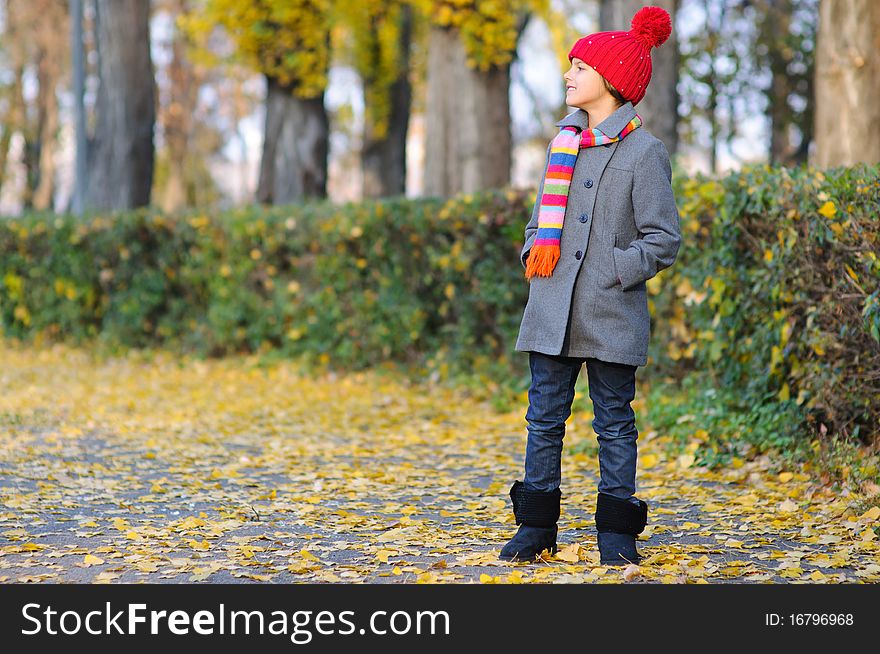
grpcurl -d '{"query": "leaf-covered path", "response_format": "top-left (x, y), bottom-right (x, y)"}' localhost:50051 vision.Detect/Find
top-left (1, 341), bottom-right (878, 584)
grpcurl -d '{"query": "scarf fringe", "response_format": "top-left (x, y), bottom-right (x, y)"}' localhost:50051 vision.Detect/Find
top-left (524, 244), bottom-right (560, 279)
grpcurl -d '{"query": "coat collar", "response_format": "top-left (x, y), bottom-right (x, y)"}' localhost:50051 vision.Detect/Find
top-left (555, 101), bottom-right (636, 138)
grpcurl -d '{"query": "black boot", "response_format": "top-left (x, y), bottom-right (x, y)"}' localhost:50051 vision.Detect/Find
top-left (594, 492), bottom-right (648, 566)
top-left (499, 481), bottom-right (561, 562)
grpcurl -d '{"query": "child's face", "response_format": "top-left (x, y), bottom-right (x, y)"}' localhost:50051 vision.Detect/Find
top-left (564, 57), bottom-right (609, 109)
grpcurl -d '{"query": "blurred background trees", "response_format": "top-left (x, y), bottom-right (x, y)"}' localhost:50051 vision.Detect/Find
top-left (1, 0), bottom-right (69, 212)
top-left (0, 0), bottom-right (877, 216)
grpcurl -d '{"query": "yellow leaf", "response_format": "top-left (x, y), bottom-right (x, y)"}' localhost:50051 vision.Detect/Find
top-left (817, 201), bottom-right (836, 218)
top-left (809, 570), bottom-right (827, 582)
top-left (677, 453), bottom-right (695, 469)
top-left (778, 472), bottom-right (794, 483)
top-left (83, 554), bottom-right (104, 566)
top-left (763, 249), bottom-right (773, 262)
top-left (554, 544), bottom-right (581, 563)
top-left (375, 549), bottom-right (396, 563)
top-left (778, 383), bottom-right (790, 401)
top-left (724, 538), bottom-right (743, 549)
top-left (287, 561), bottom-right (320, 574)
top-left (844, 264), bottom-right (859, 283)
top-left (391, 566), bottom-right (402, 576)
top-left (134, 562), bottom-right (160, 573)
top-left (778, 498), bottom-right (798, 513)
top-left (622, 564), bottom-right (641, 581)
top-left (507, 570), bottom-right (525, 584)
top-left (640, 453), bottom-right (658, 469)
top-left (859, 506), bottom-right (880, 522)
top-left (300, 549), bottom-right (320, 562)
top-left (178, 516), bottom-right (206, 529)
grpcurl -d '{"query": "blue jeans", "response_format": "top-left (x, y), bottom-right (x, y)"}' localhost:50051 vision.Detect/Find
top-left (522, 350), bottom-right (642, 505)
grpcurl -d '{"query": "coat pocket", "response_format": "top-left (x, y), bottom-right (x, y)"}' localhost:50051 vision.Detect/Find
top-left (605, 232), bottom-right (622, 289)
top-left (611, 231), bottom-right (642, 291)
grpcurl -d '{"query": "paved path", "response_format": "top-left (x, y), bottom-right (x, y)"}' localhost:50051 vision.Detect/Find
top-left (1, 341), bottom-right (878, 584)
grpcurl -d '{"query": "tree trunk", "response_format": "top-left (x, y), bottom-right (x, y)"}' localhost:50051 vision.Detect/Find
top-left (33, 41), bottom-right (63, 211)
top-left (600, 0), bottom-right (680, 155)
top-left (789, 65), bottom-right (814, 166)
top-left (0, 64), bottom-right (25, 199)
top-left (86, 0), bottom-right (155, 211)
top-left (765, 0), bottom-right (794, 165)
top-left (813, 0), bottom-right (880, 167)
top-left (362, 4), bottom-right (412, 199)
top-left (256, 76), bottom-right (329, 205)
top-left (161, 0), bottom-right (200, 214)
top-left (71, 0), bottom-right (88, 215)
top-left (708, 58), bottom-right (719, 174)
top-left (424, 26), bottom-right (511, 197)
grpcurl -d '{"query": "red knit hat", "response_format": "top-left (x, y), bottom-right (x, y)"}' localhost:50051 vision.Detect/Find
top-left (567, 6), bottom-right (672, 107)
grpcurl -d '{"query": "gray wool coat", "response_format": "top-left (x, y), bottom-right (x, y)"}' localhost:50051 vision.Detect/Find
top-left (514, 100), bottom-right (681, 367)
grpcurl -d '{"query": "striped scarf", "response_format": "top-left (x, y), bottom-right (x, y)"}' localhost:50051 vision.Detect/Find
top-left (524, 114), bottom-right (642, 280)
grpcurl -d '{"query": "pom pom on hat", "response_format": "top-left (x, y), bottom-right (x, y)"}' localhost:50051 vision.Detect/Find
top-left (630, 6), bottom-right (672, 49)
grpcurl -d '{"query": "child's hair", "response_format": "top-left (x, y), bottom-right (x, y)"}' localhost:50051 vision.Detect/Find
top-left (602, 76), bottom-right (627, 106)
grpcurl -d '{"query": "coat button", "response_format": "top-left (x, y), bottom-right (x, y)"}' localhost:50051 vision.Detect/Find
top-left (584, 179), bottom-right (593, 188)
top-left (575, 250), bottom-right (582, 260)
top-left (579, 213), bottom-right (588, 223)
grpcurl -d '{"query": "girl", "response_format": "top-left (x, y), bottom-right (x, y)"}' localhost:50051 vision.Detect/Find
top-left (500, 6), bottom-right (681, 565)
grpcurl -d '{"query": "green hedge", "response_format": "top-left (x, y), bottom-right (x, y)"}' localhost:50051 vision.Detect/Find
top-left (648, 163), bottom-right (879, 454)
top-left (1, 163), bottom-right (878, 456)
top-left (0, 192), bottom-right (532, 387)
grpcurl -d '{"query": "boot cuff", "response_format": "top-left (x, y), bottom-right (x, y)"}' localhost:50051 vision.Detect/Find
top-left (595, 492), bottom-right (648, 535)
top-left (509, 481), bottom-right (561, 528)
